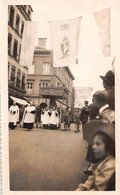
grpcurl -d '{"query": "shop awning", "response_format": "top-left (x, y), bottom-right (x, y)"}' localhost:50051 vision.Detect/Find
top-left (10, 96), bottom-right (28, 105)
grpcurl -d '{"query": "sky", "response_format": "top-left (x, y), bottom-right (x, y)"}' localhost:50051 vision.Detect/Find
top-left (28, 0), bottom-right (119, 94)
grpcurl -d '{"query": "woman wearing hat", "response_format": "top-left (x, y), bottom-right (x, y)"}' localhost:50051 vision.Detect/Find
top-left (76, 120), bottom-right (115, 191)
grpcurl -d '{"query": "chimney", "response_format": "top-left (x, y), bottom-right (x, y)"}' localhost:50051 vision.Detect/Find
top-left (38, 38), bottom-right (47, 48)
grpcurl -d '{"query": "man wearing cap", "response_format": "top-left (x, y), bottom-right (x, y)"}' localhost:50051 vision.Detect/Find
top-left (80, 101), bottom-right (90, 130)
top-left (100, 70), bottom-right (115, 110)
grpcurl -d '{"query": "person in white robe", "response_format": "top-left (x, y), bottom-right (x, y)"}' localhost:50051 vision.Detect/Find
top-left (50, 107), bottom-right (59, 129)
top-left (22, 102), bottom-right (36, 131)
top-left (9, 101), bottom-right (19, 129)
top-left (42, 107), bottom-right (51, 129)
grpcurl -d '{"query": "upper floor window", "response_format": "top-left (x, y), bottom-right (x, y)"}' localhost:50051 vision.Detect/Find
top-left (13, 40), bottom-right (18, 59)
top-left (23, 5), bottom-right (26, 10)
top-left (28, 9), bottom-right (31, 17)
top-left (8, 34), bottom-right (12, 54)
top-left (22, 74), bottom-right (25, 89)
top-left (40, 83), bottom-right (49, 87)
top-left (16, 14), bottom-right (20, 32)
top-left (19, 44), bottom-right (21, 61)
top-left (8, 62), bottom-right (10, 76)
top-left (27, 82), bottom-right (33, 94)
top-left (11, 66), bottom-right (16, 82)
top-left (21, 21), bottom-right (24, 35)
top-left (9, 6), bottom-right (14, 26)
top-left (42, 63), bottom-right (50, 75)
top-left (16, 71), bottom-right (21, 87)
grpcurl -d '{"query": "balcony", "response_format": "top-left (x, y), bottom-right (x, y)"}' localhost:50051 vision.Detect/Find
top-left (39, 87), bottom-right (68, 99)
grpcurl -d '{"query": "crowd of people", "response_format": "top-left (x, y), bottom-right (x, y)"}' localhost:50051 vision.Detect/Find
top-left (8, 69), bottom-right (115, 191)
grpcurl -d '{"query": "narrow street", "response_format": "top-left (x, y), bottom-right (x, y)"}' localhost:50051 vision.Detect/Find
top-left (9, 127), bottom-right (89, 191)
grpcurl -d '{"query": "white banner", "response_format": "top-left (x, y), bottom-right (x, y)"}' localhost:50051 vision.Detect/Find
top-left (20, 21), bottom-right (39, 67)
top-left (94, 8), bottom-right (110, 57)
top-left (50, 17), bottom-right (82, 67)
top-left (74, 87), bottom-right (93, 108)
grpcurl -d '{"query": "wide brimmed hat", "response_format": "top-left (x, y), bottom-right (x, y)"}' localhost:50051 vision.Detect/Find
top-left (83, 120), bottom-right (115, 144)
top-left (100, 70), bottom-right (115, 86)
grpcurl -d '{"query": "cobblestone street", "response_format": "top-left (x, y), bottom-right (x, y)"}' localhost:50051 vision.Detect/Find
top-left (9, 127), bottom-right (89, 191)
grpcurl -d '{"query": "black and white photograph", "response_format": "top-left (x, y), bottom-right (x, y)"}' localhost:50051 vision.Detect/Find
top-left (1, 0), bottom-right (120, 194)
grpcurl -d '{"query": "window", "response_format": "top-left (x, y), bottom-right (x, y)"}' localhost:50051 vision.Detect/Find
top-left (57, 82), bottom-right (60, 87)
top-left (11, 66), bottom-right (16, 82)
top-left (8, 62), bottom-right (10, 76)
top-left (42, 63), bottom-right (50, 75)
top-left (9, 6), bottom-right (14, 26)
top-left (13, 40), bottom-right (18, 59)
top-left (19, 44), bottom-right (21, 61)
top-left (16, 71), bottom-right (21, 87)
top-left (16, 14), bottom-right (20, 32)
top-left (8, 34), bottom-right (12, 54)
top-left (23, 5), bottom-right (26, 10)
top-left (27, 82), bottom-right (33, 94)
top-left (40, 83), bottom-right (49, 87)
top-left (21, 74), bottom-right (25, 89)
top-left (28, 9), bottom-right (31, 17)
top-left (21, 22), bottom-right (24, 35)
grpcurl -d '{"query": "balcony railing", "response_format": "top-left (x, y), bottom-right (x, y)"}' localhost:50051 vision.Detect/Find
top-left (39, 87), bottom-right (68, 99)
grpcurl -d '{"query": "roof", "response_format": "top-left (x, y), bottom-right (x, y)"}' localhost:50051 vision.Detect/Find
top-left (64, 66), bottom-right (75, 80)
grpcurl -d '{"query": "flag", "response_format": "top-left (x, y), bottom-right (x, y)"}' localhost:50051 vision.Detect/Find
top-left (20, 21), bottom-right (39, 67)
top-left (50, 17), bottom-right (82, 67)
top-left (94, 8), bottom-right (110, 57)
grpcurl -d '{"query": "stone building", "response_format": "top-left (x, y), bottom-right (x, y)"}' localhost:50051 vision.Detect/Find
top-left (8, 5), bottom-right (33, 105)
top-left (26, 39), bottom-right (75, 109)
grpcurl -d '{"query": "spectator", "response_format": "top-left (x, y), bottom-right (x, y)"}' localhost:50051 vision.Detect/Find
top-left (76, 120), bottom-right (115, 191)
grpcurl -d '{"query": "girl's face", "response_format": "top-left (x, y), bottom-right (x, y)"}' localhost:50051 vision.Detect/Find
top-left (92, 135), bottom-right (106, 160)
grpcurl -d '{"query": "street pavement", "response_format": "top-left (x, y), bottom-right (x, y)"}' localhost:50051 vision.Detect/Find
top-left (9, 126), bottom-right (89, 191)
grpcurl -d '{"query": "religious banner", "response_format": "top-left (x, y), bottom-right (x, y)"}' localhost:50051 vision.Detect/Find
top-left (20, 21), bottom-right (39, 67)
top-left (94, 8), bottom-right (111, 57)
top-left (74, 87), bottom-right (93, 108)
top-left (50, 17), bottom-right (82, 67)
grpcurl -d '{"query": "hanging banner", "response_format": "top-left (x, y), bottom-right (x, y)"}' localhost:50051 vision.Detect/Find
top-left (50, 17), bottom-right (82, 67)
top-left (74, 87), bottom-right (93, 108)
top-left (94, 8), bottom-right (111, 57)
top-left (20, 21), bottom-right (39, 67)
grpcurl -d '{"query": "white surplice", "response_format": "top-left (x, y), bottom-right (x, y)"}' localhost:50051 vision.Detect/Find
top-left (9, 105), bottom-right (19, 125)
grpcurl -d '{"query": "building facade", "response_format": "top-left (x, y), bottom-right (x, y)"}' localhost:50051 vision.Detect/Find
top-left (26, 42), bottom-right (75, 109)
top-left (8, 5), bottom-right (33, 105)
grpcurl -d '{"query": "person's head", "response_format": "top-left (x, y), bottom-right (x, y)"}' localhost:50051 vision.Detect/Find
top-left (13, 101), bottom-right (16, 106)
top-left (93, 91), bottom-right (109, 108)
top-left (92, 131), bottom-right (115, 160)
top-left (30, 102), bottom-right (33, 106)
top-left (85, 101), bottom-right (88, 106)
top-left (100, 70), bottom-right (115, 90)
top-left (45, 107), bottom-right (48, 111)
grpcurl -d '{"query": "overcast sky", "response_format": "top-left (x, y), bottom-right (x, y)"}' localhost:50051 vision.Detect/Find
top-left (29, 0), bottom-right (118, 93)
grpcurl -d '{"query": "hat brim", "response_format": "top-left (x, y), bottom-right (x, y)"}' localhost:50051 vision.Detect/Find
top-left (100, 75), bottom-right (114, 86)
top-left (83, 120), bottom-right (115, 144)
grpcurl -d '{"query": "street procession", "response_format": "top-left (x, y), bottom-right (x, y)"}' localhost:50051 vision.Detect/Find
top-left (6, 0), bottom-right (118, 192)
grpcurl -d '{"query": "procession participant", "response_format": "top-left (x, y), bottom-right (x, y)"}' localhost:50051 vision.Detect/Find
top-left (19, 105), bottom-right (25, 127)
top-left (22, 102), bottom-right (36, 131)
top-left (74, 108), bottom-right (81, 133)
top-left (100, 70), bottom-right (115, 110)
top-left (9, 101), bottom-right (19, 129)
top-left (80, 101), bottom-right (90, 128)
top-left (35, 105), bottom-right (41, 128)
top-left (42, 107), bottom-right (51, 129)
top-left (50, 107), bottom-right (59, 129)
top-left (76, 120), bottom-right (115, 191)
